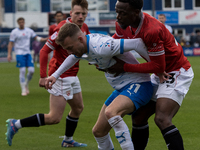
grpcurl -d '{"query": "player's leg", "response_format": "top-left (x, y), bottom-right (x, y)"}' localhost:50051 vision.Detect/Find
top-left (105, 82), bottom-right (153, 150)
top-left (19, 67), bottom-right (26, 96)
top-left (25, 54), bottom-right (35, 94)
top-left (60, 76), bottom-right (87, 147)
top-left (62, 92), bottom-right (87, 147)
top-left (131, 79), bottom-right (158, 150)
top-left (105, 95), bottom-right (135, 150)
top-left (154, 67), bottom-right (194, 150)
top-left (155, 97), bottom-right (183, 150)
top-left (131, 100), bottom-right (156, 150)
top-left (93, 104), bottom-right (114, 150)
top-left (16, 55), bottom-right (27, 96)
top-left (5, 94), bottom-right (66, 146)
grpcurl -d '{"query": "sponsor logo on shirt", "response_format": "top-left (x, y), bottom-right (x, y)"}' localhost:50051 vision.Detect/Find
top-left (51, 32), bottom-right (58, 40)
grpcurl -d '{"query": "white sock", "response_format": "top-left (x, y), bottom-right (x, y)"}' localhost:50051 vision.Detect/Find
top-left (108, 115), bottom-right (134, 150)
top-left (20, 82), bottom-right (26, 93)
top-left (15, 119), bottom-right (22, 129)
top-left (64, 135), bottom-right (73, 141)
top-left (94, 133), bottom-right (114, 150)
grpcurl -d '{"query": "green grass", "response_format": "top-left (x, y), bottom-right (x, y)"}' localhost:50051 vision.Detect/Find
top-left (0, 56), bottom-right (200, 150)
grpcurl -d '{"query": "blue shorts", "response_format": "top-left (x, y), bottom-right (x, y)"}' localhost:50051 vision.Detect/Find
top-left (16, 54), bottom-right (34, 68)
top-left (105, 81), bottom-right (153, 113)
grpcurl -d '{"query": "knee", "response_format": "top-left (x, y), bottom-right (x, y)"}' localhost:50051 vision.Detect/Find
top-left (92, 125), bottom-right (107, 137)
top-left (28, 67), bottom-right (34, 74)
top-left (154, 114), bottom-right (171, 129)
top-left (71, 104), bottom-right (84, 116)
top-left (105, 107), bottom-right (115, 119)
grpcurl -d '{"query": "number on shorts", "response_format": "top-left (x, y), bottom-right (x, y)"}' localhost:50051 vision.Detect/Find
top-left (165, 73), bottom-right (175, 84)
top-left (129, 84), bottom-right (141, 93)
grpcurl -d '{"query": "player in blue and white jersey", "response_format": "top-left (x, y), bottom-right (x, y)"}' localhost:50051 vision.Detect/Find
top-left (45, 23), bottom-right (153, 150)
top-left (7, 17), bottom-right (47, 96)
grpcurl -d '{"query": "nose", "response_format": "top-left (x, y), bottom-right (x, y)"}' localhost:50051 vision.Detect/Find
top-left (79, 13), bottom-right (83, 18)
top-left (116, 13), bottom-right (121, 21)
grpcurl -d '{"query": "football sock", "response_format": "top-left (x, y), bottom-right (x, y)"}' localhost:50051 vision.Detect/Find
top-left (19, 67), bottom-right (26, 92)
top-left (65, 115), bottom-right (79, 139)
top-left (132, 123), bottom-right (149, 150)
top-left (20, 113), bottom-right (45, 127)
top-left (162, 125), bottom-right (184, 150)
top-left (26, 67), bottom-right (34, 84)
top-left (108, 115), bottom-right (134, 150)
top-left (94, 133), bottom-right (114, 150)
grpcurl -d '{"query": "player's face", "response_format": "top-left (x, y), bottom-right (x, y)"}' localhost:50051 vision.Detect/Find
top-left (158, 15), bottom-right (166, 24)
top-left (70, 5), bottom-right (88, 28)
top-left (115, 1), bottom-right (140, 29)
top-left (62, 36), bottom-right (86, 58)
top-left (17, 20), bottom-right (25, 29)
top-left (55, 13), bottom-right (64, 24)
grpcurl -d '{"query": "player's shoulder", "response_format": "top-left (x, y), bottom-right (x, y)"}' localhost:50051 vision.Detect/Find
top-left (11, 28), bottom-right (18, 33)
top-left (54, 20), bottom-right (67, 31)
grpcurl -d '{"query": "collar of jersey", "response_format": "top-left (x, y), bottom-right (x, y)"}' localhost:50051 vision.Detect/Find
top-left (86, 35), bottom-right (90, 54)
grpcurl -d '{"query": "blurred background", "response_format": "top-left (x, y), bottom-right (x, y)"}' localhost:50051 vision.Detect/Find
top-left (0, 0), bottom-right (200, 62)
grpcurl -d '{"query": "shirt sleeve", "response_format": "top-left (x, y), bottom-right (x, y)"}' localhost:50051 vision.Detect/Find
top-left (51, 54), bottom-right (80, 79)
top-left (123, 29), bottom-right (166, 73)
top-left (9, 30), bottom-right (15, 42)
top-left (30, 28), bottom-right (37, 38)
top-left (39, 44), bottom-right (52, 78)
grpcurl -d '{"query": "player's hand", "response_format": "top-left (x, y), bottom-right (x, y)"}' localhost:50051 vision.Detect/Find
top-left (39, 78), bottom-right (46, 88)
top-left (7, 55), bottom-right (12, 62)
top-left (45, 76), bottom-right (56, 89)
top-left (157, 71), bottom-right (171, 83)
top-left (107, 56), bottom-right (125, 77)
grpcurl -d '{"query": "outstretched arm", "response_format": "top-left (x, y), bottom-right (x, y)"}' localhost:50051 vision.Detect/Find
top-left (45, 55), bottom-right (79, 89)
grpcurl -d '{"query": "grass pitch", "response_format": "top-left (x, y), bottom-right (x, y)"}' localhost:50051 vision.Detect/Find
top-left (0, 56), bottom-right (200, 150)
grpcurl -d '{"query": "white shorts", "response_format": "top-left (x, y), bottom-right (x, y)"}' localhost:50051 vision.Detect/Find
top-left (151, 67), bottom-right (194, 106)
top-left (48, 76), bottom-right (81, 100)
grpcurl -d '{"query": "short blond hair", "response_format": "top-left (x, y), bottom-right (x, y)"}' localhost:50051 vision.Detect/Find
top-left (55, 23), bottom-right (81, 47)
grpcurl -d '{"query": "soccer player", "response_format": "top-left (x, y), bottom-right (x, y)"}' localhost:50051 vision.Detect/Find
top-left (45, 23), bottom-right (153, 150)
top-left (6, 0), bottom-right (89, 148)
top-left (7, 17), bottom-right (47, 96)
top-left (158, 14), bottom-right (173, 34)
top-left (48, 11), bottom-right (64, 61)
top-left (49, 11), bottom-right (64, 36)
top-left (107, 0), bottom-right (194, 149)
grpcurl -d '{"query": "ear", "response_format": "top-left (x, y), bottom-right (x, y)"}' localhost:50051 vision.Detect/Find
top-left (78, 36), bottom-right (84, 43)
top-left (70, 10), bottom-right (72, 17)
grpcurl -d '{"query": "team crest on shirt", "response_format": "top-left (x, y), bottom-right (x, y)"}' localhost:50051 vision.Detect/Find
top-left (51, 32), bottom-right (58, 40)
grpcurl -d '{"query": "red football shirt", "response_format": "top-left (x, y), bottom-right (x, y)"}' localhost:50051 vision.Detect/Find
top-left (113, 12), bottom-right (191, 73)
top-left (49, 23), bottom-right (57, 36)
top-left (40, 18), bottom-right (90, 78)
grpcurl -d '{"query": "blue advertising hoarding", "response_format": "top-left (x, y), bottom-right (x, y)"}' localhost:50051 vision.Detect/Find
top-left (156, 11), bottom-right (178, 24)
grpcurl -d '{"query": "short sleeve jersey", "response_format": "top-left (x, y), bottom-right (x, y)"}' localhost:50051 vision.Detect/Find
top-left (113, 12), bottom-right (191, 73)
top-left (9, 27), bottom-right (36, 55)
top-left (82, 34), bottom-right (150, 90)
top-left (40, 17), bottom-right (90, 78)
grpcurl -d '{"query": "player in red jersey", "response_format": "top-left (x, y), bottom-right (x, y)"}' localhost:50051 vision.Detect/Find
top-left (107, 0), bottom-right (194, 149)
top-left (5, 0), bottom-right (89, 148)
top-left (49, 11), bottom-right (64, 36)
top-left (48, 11), bottom-right (64, 61)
